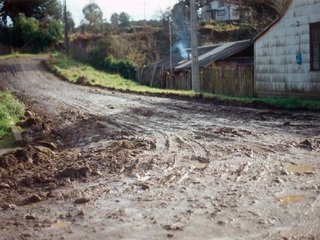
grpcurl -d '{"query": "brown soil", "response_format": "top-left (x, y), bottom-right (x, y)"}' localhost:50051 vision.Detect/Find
top-left (0, 56), bottom-right (320, 240)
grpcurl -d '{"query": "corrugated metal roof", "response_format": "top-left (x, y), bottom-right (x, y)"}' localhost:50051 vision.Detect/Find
top-left (157, 44), bottom-right (221, 70)
top-left (175, 39), bottom-right (253, 70)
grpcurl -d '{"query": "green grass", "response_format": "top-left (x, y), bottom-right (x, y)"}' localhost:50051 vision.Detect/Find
top-left (208, 94), bottom-right (320, 111)
top-left (0, 53), bottom-right (35, 60)
top-left (46, 53), bottom-right (196, 96)
top-left (47, 52), bottom-right (320, 111)
top-left (0, 133), bottom-right (16, 148)
top-left (259, 97), bottom-right (320, 111)
top-left (0, 91), bottom-right (25, 147)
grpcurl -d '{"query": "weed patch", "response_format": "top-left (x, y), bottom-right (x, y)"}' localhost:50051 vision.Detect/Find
top-left (0, 91), bottom-right (25, 145)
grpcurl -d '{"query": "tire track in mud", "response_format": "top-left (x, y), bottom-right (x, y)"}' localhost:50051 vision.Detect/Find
top-left (1, 57), bottom-right (320, 240)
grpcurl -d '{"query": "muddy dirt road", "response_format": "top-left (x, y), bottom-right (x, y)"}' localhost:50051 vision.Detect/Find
top-left (0, 57), bottom-right (320, 240)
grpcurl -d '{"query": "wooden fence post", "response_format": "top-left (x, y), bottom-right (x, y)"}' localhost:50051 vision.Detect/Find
top-left (150, 64), bottom-right (157, 88)
top-left (212, 63), bottom-right (215, 94)
top-left (200, 69), bottom-right (204, 93)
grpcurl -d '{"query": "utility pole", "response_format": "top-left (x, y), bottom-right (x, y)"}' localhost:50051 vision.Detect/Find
top-left (169, 15), bottom-right (173, 75)
top-left (190, 0), bottom-right (200, 92)
top-left (64, 0), bottom-right (69, 55)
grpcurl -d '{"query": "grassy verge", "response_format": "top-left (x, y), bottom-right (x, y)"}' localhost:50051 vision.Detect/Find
top-left (0, 91), bottom-right (25, 148)
top-left (0, 53), bottom-right (35, 61)
top-left (46, 52), bottom-right (320, 111)
top-left (46, 53), bottom-right (196, 96)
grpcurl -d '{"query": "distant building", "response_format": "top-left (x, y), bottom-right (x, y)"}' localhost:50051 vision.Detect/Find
top-left (202, 0), bottom-right (252, 22)
top-left (253, 0), bottom-right (320, 98)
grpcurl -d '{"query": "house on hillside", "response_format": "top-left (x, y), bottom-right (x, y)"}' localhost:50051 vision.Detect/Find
top-left (253, 0), bottom-right (320, 98)
top-left (201, 0), bottom-right (252, 22)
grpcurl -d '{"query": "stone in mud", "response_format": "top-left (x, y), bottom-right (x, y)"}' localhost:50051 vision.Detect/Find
top-left (25, 214), bottom-right (37, 220)
top-left (28, 194), bottom-right (42, 203)
top-left (298, 139), bottom-right (313, 150)
top-left (24, 110), bottom-right (34, 118)
top-left (217, 220), bottom-right (226, 226)
top-left (79, 166), bottom-right (92, 177)
top-left (47, 190), bottom-right (62, 198)
top-left (2, 204), bottom-right (16, 210)
top-left (78, 210), bottom-right (86, 216)
top-left (16, 117), bottom-right (38, 128)
top-left (141, 184), bottom-right (150, 190)
top-left (60, 168), bottom-right (79, 178)
top-left (163, 224), bottom-right (183, 231)
top-left (0, 183), bottom-right (10, 189)
top-left (39, 141), bottom-right (57, 150)
top-left (14, 149), bottom-right (30, 163)
top-left (74, 197), bottom-right (91, 204)
top-left (283, 121), bottom-right (291, 126)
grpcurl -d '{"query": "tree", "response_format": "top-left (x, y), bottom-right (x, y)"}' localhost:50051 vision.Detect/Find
top-left (0, 0), bottom-right (62, 25)
top-left (242, 0), bottom-right (290, 25)
top-left (118, 12), bottom-right (130, 28)
top-left (10, 13), bottom-right (63, 52)
top-left (110, 13), bottom-right (119, 34)
top-left (110, 13), bottom-right (119, 26)
top-left (47, 19), bottom-right (63, 42)
top-left (82, 2), bottom-right (103, 33)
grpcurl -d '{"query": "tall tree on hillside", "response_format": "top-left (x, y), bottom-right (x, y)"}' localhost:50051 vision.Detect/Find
top-left (82, 2), bottom-right (103, 33)
top-left (242, 0), bottom-right (290, 25)
top-left (0, 0), bottom-right (62, 25)
top-left (110, 12), bottom-right (119, 33)
top-left (110, 13), bottom-right (119, 26)
top-left (118, 12), bottom-right (130, 28)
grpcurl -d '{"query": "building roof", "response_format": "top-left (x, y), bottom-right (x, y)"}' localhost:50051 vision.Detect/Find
top-left (156, 44), bottom-right (221, 70)
top-left (175, 39), bottom-right (253, 70)
top-left (252, 0), bottom-right (293, 41)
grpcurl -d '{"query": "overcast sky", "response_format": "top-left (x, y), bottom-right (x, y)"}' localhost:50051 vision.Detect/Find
top-left (65, 0), bottom-right (179, 26)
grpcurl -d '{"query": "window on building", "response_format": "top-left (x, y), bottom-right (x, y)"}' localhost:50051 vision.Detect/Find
top-left (310, 22), bottom-right (320, 71)
top-left (217, 10), bottom-right (225, 16)
top-left (232, 9), bottom-right (239, 16)
top-left (218, 1), bottom-right (225, 7)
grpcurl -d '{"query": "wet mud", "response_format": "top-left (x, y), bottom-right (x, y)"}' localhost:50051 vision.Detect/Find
top-left (0, 57), bottom-right (320, 239)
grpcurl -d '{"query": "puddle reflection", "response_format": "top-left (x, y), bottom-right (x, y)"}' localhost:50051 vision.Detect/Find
top-left (286, 164), bottom-right (318, 173)
top-left (53, 222), bottom-right (70, 228)
top-left (276, 195), bottom-right (307, 207)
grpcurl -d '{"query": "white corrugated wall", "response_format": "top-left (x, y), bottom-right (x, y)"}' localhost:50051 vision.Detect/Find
top-left (254, 0), bottom-right (320, 98)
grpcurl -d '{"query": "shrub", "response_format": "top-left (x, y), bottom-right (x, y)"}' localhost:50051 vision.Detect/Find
top-left (10, 13), bottom-right (63, 53)
top-left (0, 91), bottom-right (25, 137)
top-left (104, 56), bottom-right (136, 80)
top-left (88, 48), bottom-right (105, 70)
top-left (200, 20), bottom-right (208, 26)
top-left (210, 20), bottom-right (221, 26)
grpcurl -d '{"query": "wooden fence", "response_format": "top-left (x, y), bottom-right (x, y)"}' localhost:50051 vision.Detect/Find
top-left (135, 64), bottom-right (254, 97)
top-left (135, 67), bottom-right (192, 90)
top-left (202, 64), bottom-right (254, 97)
top-left (69, 42), bottom-right (90, 63)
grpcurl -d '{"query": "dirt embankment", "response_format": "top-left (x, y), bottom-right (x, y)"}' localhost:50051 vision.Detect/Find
top-left (0, 57), bottom-right (320, 240)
